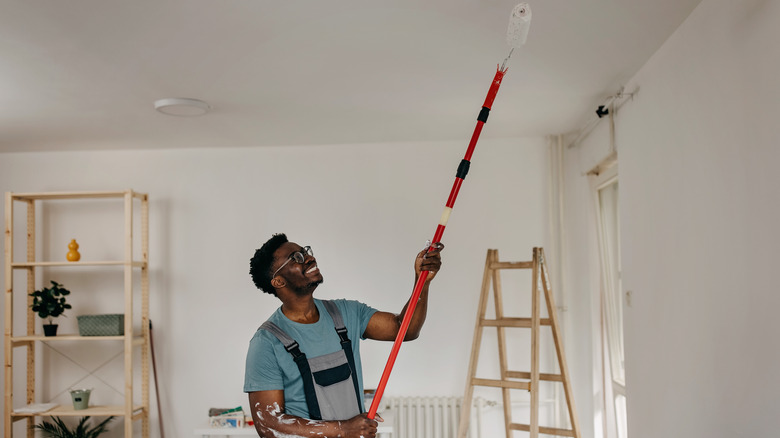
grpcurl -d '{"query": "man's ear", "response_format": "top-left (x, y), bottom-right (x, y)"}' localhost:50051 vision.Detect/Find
top-left (271, 276), bottom-right (285, 289)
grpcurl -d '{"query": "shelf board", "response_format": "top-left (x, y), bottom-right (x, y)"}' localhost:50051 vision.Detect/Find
top-left (12, 261), bottom-right (146, 268)
top-left (10, 190), bottom-right (146, 201)
top-left (12, 335), bottom-right (144, 344)
top-left (12, 404), bottom-right (145, 418)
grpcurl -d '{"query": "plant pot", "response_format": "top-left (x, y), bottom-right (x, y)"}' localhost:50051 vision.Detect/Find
top-left (70, 388), bottom-right (92, 410)
top-left (43, 324), bottom-right (58, 337)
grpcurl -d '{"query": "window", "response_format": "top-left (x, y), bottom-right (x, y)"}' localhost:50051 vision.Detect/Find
top-left (591, 163), bottom-right (627, 438)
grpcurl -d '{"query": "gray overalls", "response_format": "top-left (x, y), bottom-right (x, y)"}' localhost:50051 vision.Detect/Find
top-left (260, 300), bottom-right (364, 421)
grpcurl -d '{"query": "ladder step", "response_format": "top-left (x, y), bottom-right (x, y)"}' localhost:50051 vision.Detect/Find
top-left (481, 317), bottom-right (551, 328)
top-left (471, 378), bottom-right (530, 390)
top-left (506, 371), bottom-right (564, 382)
top-left (489, 261), bottom-right (533, 269)
top-left (509, 423), bottom-right (576, 437)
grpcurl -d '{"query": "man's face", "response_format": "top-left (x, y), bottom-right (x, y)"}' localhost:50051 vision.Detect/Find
top-left (272, 242), bottom-right (323, 294)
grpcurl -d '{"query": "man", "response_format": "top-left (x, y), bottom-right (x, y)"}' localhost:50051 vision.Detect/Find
top-left (245, 233), bottom-right (444, 438)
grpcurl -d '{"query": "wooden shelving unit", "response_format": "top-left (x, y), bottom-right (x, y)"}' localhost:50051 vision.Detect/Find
top-left (4, 190), bottom-right (150, 438)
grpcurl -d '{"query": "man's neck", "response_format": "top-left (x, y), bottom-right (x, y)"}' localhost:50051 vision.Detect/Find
top-left (280, 294), bottom-right (319, 324)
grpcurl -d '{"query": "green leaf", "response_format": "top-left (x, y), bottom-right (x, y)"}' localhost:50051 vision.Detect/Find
top-left (32, 416), bottom-right (115, 438)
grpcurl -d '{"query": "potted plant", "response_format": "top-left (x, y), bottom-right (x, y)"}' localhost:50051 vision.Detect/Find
top-left (32, 416), bottom-right (115, 438)
top-left (30, 280), bottom-right (72, 336)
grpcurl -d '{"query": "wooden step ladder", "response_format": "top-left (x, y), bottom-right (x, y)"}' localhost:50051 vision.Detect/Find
top-left (457, 248), bottom-right (581, 438)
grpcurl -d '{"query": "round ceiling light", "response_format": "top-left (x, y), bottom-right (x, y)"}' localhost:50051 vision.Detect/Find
top-left (154, 97), bottom-right (211, 117)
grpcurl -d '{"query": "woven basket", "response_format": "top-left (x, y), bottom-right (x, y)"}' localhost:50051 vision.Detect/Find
top-left (77, 314), bottom-right (124, 336)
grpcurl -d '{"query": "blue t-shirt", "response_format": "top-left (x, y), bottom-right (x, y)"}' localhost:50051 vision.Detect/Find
top-left (243, 298), bottom-right (377, 419)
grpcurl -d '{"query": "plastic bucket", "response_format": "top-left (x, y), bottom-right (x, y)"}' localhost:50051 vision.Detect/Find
top-left (70, 389), bottom-right (92, 410)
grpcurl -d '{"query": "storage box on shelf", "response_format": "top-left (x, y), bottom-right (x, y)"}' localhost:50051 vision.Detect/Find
top-left (3, 190), bottom-right (150, 438)
top-left (77, 314), bottom-right (125, 336)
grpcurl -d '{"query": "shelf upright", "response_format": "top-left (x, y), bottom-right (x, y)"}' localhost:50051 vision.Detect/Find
top-left (3, 190), bottom-right (150, 438)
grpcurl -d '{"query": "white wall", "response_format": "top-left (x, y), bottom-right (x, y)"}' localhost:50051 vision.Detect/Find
top-left (1, 137), bottom-right (551, 437)
top-left (563, 0), bottom-right (780, 436)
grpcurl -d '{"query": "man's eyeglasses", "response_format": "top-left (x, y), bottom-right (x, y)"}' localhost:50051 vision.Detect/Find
top-left (272, 246), bottom-right (313, 278)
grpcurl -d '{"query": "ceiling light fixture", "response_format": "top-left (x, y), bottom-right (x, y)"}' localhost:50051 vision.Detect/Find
top-left (154, 97), bottom-right (211, 117)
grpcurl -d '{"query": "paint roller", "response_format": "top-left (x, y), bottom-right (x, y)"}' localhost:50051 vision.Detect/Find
top-left (366, 3), bottom-right (532, 420)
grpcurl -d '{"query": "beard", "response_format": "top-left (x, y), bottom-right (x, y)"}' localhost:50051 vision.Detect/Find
top-left (306, 278), bottom-right (324, 290)
top-left (292, 278), bottom-right (324, 297)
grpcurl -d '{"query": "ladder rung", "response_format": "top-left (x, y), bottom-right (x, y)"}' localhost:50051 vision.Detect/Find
top-left (506, 371), bottom-right (564, 382)
top-left (489, 261), bottom-right (533, 269)
top-left (509, 423), bottom-right (576, 437)
top-left (481, 317), bottom-right (551, 328)
top-left (471, 378), bottom-right (530, 390)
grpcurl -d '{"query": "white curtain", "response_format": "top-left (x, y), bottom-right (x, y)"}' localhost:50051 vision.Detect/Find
top-left (598, 181), bottom-right (625, 385)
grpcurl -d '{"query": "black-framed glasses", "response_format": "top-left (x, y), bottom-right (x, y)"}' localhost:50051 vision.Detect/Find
top-left (271, 246), bottom-right (313, 278)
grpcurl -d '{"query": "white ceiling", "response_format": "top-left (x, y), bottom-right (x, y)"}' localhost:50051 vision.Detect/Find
top-left (0, 0), bottom-right (703, 153)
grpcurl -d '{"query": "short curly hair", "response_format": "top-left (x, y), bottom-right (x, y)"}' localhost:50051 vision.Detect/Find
top-left (249, 233), bottom-right (289, 296)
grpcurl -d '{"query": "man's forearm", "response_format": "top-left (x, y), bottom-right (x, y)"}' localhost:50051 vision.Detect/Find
top-left (253, 409), bottom-right (340, 438)
top-left (396, 278), bottom-right (431, 341)
top-left (251, 399), bottom-right (379, 438)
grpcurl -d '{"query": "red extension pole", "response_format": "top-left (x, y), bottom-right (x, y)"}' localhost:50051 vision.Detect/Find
top-left (367, 65), bottom-right (509, 419)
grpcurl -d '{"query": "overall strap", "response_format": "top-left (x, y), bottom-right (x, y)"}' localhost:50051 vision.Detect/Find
top-left (321, 300), bottom-right (365, 413)
top-left (259, 321), bottom-right (322, 420)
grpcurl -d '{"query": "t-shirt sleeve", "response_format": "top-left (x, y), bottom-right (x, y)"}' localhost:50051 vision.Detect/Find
top-left (243, 330), bottom-right (284, 393)
top-left (357, 301), bottom-right (378, 340)
top-left (334, 299), bottom-right (377, 340)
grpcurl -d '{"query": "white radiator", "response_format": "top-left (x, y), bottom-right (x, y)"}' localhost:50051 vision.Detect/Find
top-left (381, 396), bottom-right (488, 438)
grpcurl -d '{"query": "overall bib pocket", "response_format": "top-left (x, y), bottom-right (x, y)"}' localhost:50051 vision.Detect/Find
top-left (309, 349), bottom-right (359, 420)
